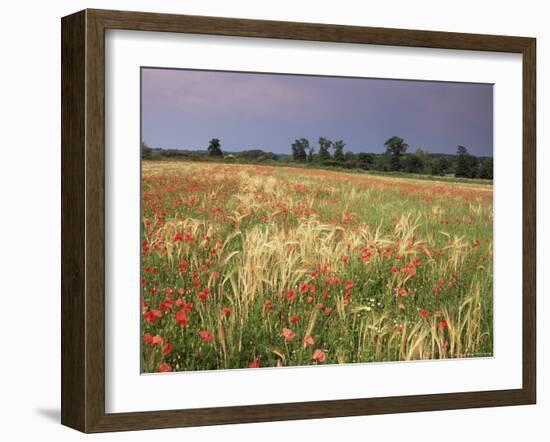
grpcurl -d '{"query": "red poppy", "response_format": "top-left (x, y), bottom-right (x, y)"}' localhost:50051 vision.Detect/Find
top-left (263, 299), bottom-right (273, 309)
top-left (156, 362), bottom-right (172, 373)
top-left (144, 309), bottom-right (163, 323)
top-left (162, 343), bottom-right (172, 356)
top-left (248, 358), bottom-right (261, 368)
top-left (439, 319), bottom-right (448, 331)
top-left (223, 307), bottom-right (232, 316)
top-left (198, 330), bottom-right (213, 343)
top-left (285, 290), bottom-right (296, 301)
top-left (420, 309), bottom-right (429, 319)
top-left (282, 327), bottom-right (296, 343)
top-left (304, 335), bottom-right (315, 347)
top-left (151, 334), bottom-right (164, 346)
top-left (312, 349), bottom-right (326, 362)
top-left (143, 333), bottom-right (153, 345)
top-left (290, 315), bottom-right (300, 324)
top-left (175, 309), bottom-right (189, 326)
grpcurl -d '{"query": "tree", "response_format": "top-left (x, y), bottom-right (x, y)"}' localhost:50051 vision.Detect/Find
top-left (455, 145), bottom-right (471, 177)
top-left (357, 152), bottom-right (375, 170)
top-left (291, 138), bottom-right (309, 162)
top-left (207, 138), bottom-right (223, 157)
top-left (141, 141), bottom-right (152, 160)
top-left (402, 150), bottom-right (425, 173)
top-left (342, 151), bottom-right (356, 169)
top-left (333, 140), bottom-right (345, 163)
top-left (318, 137), bottom-right (332, 162)
top-left (479, 158), bottom-right (493, 179)
top-left (384, 136), bottom-right (409, 171)
top-left (307, 145), bottom-right (315, 163)
top-left (431, 156), bottom-right (452, 176)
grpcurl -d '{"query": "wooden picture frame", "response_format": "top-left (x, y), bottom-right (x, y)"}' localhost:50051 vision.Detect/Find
top-left (61, 8), bottom-right (536, 433)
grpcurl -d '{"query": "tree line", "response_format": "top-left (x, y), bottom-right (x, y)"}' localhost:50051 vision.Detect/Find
top-left (142, 136), bottom-right (492, 179)
top-left (289, 135), bottom-right (491, 179)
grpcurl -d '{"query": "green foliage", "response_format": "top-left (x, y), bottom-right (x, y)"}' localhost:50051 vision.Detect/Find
top-left (333, 140), bottom-right (345, 163)
top-left (356, 152), bottom-right (375, 170)
top-left (479, 159), bottom-right (493, 179)
top-left (402, 149), bottom-right (426, 173)
top-left (431, 156), bottom-right (452, 176)
top-left (384, 136), bottom-right (409, 171)
top-left (318, 137), bottom-right (332, 162)
top-left (291, 138), bottom-right (309, 162)
top-left (207, 138), bottom-right (223, 157)
top-left (455, 145), bottom-right (479, 178)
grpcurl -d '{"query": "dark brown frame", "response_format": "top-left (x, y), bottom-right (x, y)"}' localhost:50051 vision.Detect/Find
top-left (61, 8), bottom-right (536, 433)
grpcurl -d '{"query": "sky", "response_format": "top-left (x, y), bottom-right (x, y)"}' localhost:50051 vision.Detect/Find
top-left (141, 68), bottom-right (493, 157)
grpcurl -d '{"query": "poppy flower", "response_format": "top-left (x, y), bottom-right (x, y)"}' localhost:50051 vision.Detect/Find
top-left (304, 335), bottom-right (315, 347)
top-left (198, 330), bottom-right (213, 343)
top-left (290, 315), bottom-right (300, 324)
top-left (285, 290), bottom-right (296, 301)
top-left (151, 334), bottom-right (164, 346)
top-left (420, 309), bottom-right (429, 319)
top-left (263, 299), bottom-right (273, 309)
top-left (143, 332), bottom-right (153, 345)
top-left (156, 362), bottom-right (172, 373)
top-left (248, 358), bottom-right (260, 368)
top-left (144, 309), bottom-right (163, 324)
top-left (162, 343), bottom-right (172, 356)
top-left (175, 309), bottom-right (189, 326)
top-left (223, 307), bottom-right (232, 316)
top-left (282, 327), bottom-right (296, 343)
top-left (312, 349), bottom-right (326, 362)
top-left (439, 319), bottom-right (448, 331)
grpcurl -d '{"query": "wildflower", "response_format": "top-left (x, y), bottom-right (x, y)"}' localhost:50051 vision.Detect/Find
top-left (223, 307), bottom-right (232, 316)
top-left (304, 335), bottom-right (315, 347)
top-left (151, 334), bottom-right (164, 346)
top-left (282, 328), bottom-right (296, 342)
top-left (198, 330), bottom-right (214, 343)
top-left (143, 333), bottom-right (153, 345)
top-left (175, 310), bottom-right (189, 326)
top-left (420, 309), bottom-right (429, 319)
top-left (286, 290), bottom-right (296, 301)
top-left (162, 343), bottom-right (172, 356)
top-left (290, 315), bottom-right (300, 324)
top-left (156, 362), bottom-right (172, 373)
top-left (312, 349), bottom-right (326, 363)
top-left (144, 309), bottom-right (162, 324)
top-left (248, 358), bottom-right (260, 368)
top-left (439, 319), bottom-right (448, 331)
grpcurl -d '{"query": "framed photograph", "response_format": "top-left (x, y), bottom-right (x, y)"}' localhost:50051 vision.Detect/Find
top-left (61, 9), bottom-right (536, 433)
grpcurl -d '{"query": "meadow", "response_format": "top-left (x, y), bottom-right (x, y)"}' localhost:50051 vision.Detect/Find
top-left (141, 161), bottom-right (493, 373)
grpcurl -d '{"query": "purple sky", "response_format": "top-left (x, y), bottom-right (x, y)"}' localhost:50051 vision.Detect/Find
top-left (141, 68), bottom-right (493, 156)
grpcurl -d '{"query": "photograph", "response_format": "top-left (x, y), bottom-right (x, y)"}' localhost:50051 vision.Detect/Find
top-left (139, 68), bottom-right (494, 373)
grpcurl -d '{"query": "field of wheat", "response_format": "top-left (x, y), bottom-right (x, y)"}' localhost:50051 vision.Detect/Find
top-left (140, 161), bottom-right (493, 373)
